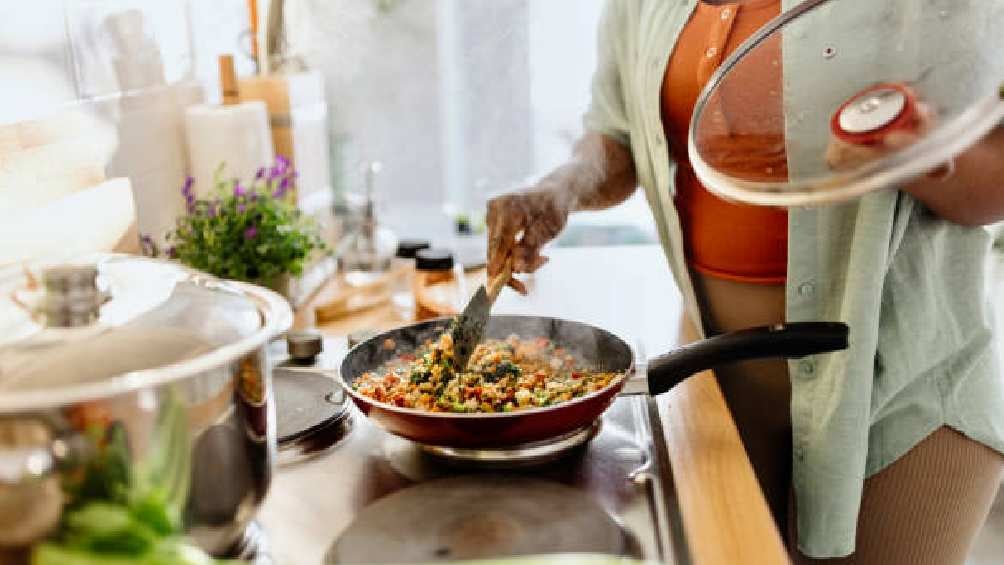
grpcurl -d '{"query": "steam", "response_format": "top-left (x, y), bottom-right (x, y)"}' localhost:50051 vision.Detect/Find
top-left (485, 315), bottom-right (632, 372)
top-left (544, 131), bottom-right (612, 213)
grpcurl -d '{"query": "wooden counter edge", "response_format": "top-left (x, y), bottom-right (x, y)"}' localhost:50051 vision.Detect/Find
top-left (658, 371), bottom-right (791, 565)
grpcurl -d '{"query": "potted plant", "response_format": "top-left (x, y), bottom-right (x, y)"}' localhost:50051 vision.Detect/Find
top-left (142, 156), bottom-right (327, 298)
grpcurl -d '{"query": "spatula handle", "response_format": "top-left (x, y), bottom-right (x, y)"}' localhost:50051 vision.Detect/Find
top-left (486, 257), bottom-right (513, 304)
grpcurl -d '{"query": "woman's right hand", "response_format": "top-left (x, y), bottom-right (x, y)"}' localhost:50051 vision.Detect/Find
top-left (486, 187), bottom-right (571, 295)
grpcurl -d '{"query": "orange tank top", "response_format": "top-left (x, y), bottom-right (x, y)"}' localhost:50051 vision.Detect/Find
top-left (661, 0), bottom-right (788, 284)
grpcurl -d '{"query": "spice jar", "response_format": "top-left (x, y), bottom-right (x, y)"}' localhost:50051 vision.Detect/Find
top-left (390, 239), bottom-right (431, 320)
top-left (413, 248), bottom-right (465, 321)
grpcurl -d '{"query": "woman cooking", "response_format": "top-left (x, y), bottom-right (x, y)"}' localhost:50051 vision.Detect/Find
top-left (486, 1), bottom-right (1004, 563)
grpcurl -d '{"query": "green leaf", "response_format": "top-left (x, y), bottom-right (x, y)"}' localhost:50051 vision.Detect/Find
top-left (62, 503), bottom-right (157, 555)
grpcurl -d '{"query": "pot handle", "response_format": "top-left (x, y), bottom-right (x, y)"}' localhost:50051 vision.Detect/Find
top-left (647, 322), bottom-right (849, 396)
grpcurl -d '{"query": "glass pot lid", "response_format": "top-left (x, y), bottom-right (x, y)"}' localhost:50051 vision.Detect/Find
top-left (688, 0), bottom-right (1004, 207)
top-left (0, 254), bottom-right (292, 402)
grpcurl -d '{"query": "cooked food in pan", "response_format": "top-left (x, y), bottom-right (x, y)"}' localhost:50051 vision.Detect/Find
top-left (351, 331), bottom-right (623, 413)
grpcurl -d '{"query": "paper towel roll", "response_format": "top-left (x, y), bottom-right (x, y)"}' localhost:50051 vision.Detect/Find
top-left (107, 83), bottom-right (203, 249)
top-left (184, 101), bottom-right (273, 197)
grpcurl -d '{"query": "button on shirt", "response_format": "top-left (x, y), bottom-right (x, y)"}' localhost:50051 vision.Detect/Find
top-left (584, 0), bottom-right (1004, 557)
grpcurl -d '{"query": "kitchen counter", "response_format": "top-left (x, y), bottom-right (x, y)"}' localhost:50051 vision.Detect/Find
top-left (262, 244), bottom-right (788, 565)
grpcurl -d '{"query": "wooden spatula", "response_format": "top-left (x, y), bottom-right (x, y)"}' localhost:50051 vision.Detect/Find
top-left (450, 258), bottom-right (512, 371)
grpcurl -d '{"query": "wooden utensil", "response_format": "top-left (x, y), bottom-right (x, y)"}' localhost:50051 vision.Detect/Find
top-left (449, 257), bottom-right (512, 371)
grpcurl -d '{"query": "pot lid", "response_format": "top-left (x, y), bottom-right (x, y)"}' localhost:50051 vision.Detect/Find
top-left (0, 254), bottom-right (292, 404)
top-left (688, 0), bottom-right (1004, 207)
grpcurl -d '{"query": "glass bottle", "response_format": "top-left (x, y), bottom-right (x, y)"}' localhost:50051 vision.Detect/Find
top-left (413, 249), bottom-right (466, 321)
top-left (390, 239), bottom-right (430, 320)
top-left (336, 161), bottom-right (398, 286)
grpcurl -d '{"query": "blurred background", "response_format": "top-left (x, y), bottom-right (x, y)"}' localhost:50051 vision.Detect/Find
top-left (0, 0), bottom-right (657, 259)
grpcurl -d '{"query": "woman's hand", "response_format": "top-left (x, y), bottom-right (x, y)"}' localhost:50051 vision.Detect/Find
top-left (486, 188), bottom-right (570, 294)
top-left (825, 90), bottom-right (938, 172)
top-left (485, 132), bottom-right (639, 294)
top-left (825, 85), bottom-right (1004, 226)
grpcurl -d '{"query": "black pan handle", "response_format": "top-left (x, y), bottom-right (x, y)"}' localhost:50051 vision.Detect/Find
top-left (647, 322), bottom-right (849, 396)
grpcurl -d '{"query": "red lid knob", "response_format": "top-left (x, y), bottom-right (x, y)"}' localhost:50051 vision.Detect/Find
top-left (831, 83), bottom-right (920, 146)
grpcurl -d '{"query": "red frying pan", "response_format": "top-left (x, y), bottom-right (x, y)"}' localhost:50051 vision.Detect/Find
top-left (336, 315), bottom-right (848, 448)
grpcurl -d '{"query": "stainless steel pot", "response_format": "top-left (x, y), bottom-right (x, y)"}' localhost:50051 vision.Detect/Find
top-left (0, 254), bottom-right (292, 557)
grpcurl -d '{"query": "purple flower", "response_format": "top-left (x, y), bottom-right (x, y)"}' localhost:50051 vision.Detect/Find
top-left (140, 234), bottom-right (156, 256)
top-left (255, 167), bottom-right (265, 180)
top-left (272, 176), bottom-right (292, 198)
top-left (181, 176), bottom-right (194, 198)
top-left (237, 203), bottom-right (247, 213)
top-left (207, 202), bottom-right (218, 217)
top-left (275, 155), bottom-right (290, 172)
top-left (267, 156), bottom-right (291, 181)
top-left (233, 181), bottom-right (246, 198)
top-left (181, 176), bottom-right (196, 212)
top-left (244, 225), bottom-right (258, 240)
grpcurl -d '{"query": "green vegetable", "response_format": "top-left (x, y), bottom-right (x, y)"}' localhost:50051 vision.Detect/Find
top-left (130, 489), bottom-right (180, 537)
top-left (410, 364), bottom-right (431, 384)
top-left (486, 359), bottom-right (521, 383)
top-left (36, 500), bottom-right (239, 564)
top-left (33, 537), bottom-right (241, 565)
top-left (62, 502), bottom-right (157, 554)
top-left (35, 394), bottom-right (240, 564)
top-left (65, 423), bottom-right (132, 509)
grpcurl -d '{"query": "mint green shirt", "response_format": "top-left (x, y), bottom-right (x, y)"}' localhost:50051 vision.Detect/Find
top-left (584, 0), bottom-right (1004, 557)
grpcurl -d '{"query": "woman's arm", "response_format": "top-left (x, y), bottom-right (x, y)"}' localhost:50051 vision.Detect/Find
top-left (548, 131), bottom-right (639, 212)
top-left (486, 132), bottom-right (638, 292)
top-left (900, 125), bottom-right (1004, 227)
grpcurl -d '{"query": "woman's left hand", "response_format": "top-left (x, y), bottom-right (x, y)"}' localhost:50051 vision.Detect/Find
top-left (824, 84), bottom-right (1004, 226)
top-left (824, 89), bottom-right (948, 177)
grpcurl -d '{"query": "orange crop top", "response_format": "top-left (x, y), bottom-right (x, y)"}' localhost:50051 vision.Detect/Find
top-left (661, 0), bottom-right (788, 284)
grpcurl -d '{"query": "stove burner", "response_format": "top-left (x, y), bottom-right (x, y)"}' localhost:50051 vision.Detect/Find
top-left (274, 368), bottom-right (352, 463)
top-left (420, 421), bottom-right (601, 468)
top-left (324, 476), bottom-right (640, 564)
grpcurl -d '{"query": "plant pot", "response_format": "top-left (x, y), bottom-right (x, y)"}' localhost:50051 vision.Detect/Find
top-left (264, 274), bottom-right (294, 303)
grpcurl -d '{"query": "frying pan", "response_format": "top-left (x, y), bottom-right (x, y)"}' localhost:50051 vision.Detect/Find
top-left (337, 315), bottom-right (849, 448)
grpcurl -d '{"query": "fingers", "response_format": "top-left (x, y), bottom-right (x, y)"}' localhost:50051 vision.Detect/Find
top-left (507, 277), bottom-right (528, 295)
top-left (825, 138), bottom-right (881, 171)
top-left (512, 248), bottom-right (549, 273)
top-left (486, 196), bottom-right (523, 278)
top-left (486, 189), bottom-right (568, 295)
top-left (925, 160), bottom-right (955, 181)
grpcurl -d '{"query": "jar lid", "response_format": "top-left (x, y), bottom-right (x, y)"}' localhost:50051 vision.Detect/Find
top-left (286, 331), bottom-right (323, 364)
top-left (395, 239), bottom-right (432, 259)
top-left (415, 248), bottom-right (455, 271)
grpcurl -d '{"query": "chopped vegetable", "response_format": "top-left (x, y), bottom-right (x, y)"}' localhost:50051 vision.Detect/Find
top-left (353, 333), bottom-right (621, 413)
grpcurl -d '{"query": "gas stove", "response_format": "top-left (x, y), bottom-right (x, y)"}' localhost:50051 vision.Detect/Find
top-left (262, 338), bottom-right (689, 565)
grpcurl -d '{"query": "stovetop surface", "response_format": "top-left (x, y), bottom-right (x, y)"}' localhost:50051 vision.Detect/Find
top-left (262, 342), bottom-right (688, 565)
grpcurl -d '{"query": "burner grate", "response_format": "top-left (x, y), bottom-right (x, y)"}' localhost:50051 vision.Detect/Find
top-left (324, 476), bottom-right (642, 564)
top-left (419, 421), bottom-right (601, 469)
